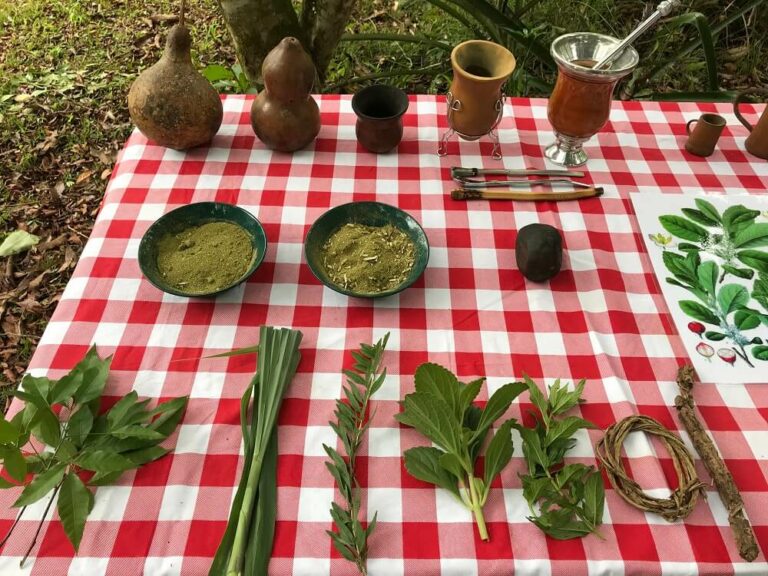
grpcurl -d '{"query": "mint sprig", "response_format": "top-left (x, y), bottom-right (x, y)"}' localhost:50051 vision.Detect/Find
top-left (517, 376), bottom-right (604, 540)
top-left (396, 363), bottom-right (526, 541)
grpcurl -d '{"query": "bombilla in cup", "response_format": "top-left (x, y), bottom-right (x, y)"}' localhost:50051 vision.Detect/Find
top-left (593, 0), bottom-right (680, 70)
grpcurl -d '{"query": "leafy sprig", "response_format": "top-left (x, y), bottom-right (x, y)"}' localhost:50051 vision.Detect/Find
top-left (517, 376), bottom-right (604, 540)
top-left (324, 333), bottom-right (389, 575)
top-left (0, 347), bottom-right (187, 563)
top-left (396, 363), bottom-right (526, 541)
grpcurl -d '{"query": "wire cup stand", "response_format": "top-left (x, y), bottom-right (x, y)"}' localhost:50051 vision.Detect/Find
top-left (437, 91), bottom-right (506, 160)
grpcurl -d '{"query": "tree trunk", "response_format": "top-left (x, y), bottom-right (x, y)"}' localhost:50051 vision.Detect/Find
top-left (305, 0), bottom-right (359, 82)
top-left (218, 0), bottom-right (304, 85)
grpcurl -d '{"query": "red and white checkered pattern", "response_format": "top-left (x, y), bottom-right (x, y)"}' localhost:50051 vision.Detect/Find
top-left (1, 96), bottom-right (767, 575)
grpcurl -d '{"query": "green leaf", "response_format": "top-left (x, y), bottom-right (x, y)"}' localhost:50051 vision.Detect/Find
top-left (734, 223), bottom-right (768, 249)
top-left (19, 374), bottom-right (52, 405)
top-left (0, 230), bottom-right (40, 257)
top-left (695, 198), bottom-right (721, 224)
top-left (550, 379), bottom-right (586, 416)
top-left (545, 416), bottom-right (594, 447)
top-left (0, 417), bottom-right (19, 443)
top-left (717, 284), bottom-right (749, 316)
top-left (679, 300), bottom-right (720, 325)
top-left (752, 346), bottom-right (768, 361)
top-left (396, 393), bottom-right (462, 455)
top-left (149, 396), bottom-right (188, 436)
top-left (472, 381), bottom-right (527, 446)
top-left (57, 472), bottom-right (94, 552)
top-left (723, 205), bottom-right (760, 231)
top-left (245, 428), bottom-right (278, 576)
top-left (583, 470), bottom-right (605, 526)
top-left (522, 475), bottom-right (554, 504)
top-left (13, 461), bottom-right (67, 507)
top-left (0, 446), bottom-right (27, 482)
top-left (697, 261), bottom-right (718, 296)
top-left (681, 208), bottom-right (718, 227)
top-left (402, 446), bottom-right (460, 498)
top-left (71, 347), bottom-right (112, 404)
top-left (523, 375), bottom-right (548, 417)
top-left (735, 310), bottom-right (761, 331)
top-left (77, 449), bottom-right (136, 474)
top-left (121, 445), bottom-right (169, 467)
top-left (555, 463), bottom-right (590, 489)
top-left (754, 275), bottom-right (768, 312)
top-left (722, 265), bottom-right (755, 280)
top-left (106, 391), bottom-right (139, 429)
top-left (459, 378), bottom-right (484, 414)
top-left (414, 363), bottom-right (462, 420)
top-left (518, 426), bottom-right (549, 474)
top-left (737, 250), bottom-right (768, 274)
top-left (704, 331), bottom-right (726, 341)
top-left (659, 215), bottom-right (708, 242)
top-left (438, 452), bottom-right (467, 479)
top-left (111, 426), bottom-right (165, 441)
top-left (31, 405), bottom-right (61, 447)
top-left (66, 406), bottom-right (94, 447)
top-left (483, 420), bottom-right (514, 488)
top-left (202, 64), bottom-right (235, 82)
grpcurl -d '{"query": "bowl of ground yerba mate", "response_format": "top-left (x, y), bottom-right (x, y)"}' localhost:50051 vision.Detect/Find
top-left (139, 202), bottom-right (266, 297)
top-left (304, 201), bottom-right (429, 298)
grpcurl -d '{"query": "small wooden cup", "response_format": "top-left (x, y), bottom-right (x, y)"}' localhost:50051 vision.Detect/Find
top-left (685, 113), bottom-right (726, 157)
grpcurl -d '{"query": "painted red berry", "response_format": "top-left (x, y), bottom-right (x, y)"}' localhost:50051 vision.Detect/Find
top-left (717, 348), bottom-right (736, 366)
top-left (688, 322), bottom-right (705, 337)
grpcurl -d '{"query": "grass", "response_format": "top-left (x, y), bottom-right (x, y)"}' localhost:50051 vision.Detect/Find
top-left (0, 0), bottom-right (766, 405)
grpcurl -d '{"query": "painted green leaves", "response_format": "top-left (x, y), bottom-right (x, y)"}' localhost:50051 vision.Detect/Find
top-left (0, 347), bottom-right (187, 558)
top-left (658, 199), bottom-right (768, 367)
top-left (397, 363), bottom-right (525, 541)
top-left (517, 377), bottom-right (603, 540)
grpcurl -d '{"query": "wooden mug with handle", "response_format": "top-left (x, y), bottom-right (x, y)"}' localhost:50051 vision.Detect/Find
top-left (734, 89), bottom-right (768, 160)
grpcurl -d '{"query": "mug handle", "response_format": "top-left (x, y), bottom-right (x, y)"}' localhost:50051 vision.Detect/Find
top-left (686, 118), bottom-right (698, 135)
top-left (733, 88), bottom-right (768, 133)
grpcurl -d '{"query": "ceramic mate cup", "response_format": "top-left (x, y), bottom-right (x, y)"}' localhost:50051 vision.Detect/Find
top-left (351, 85), bottom-right (409, 153)
top-left (685, 113), bottom-right (726, 157)
top-left (734, 90), bottom-right (768, 160)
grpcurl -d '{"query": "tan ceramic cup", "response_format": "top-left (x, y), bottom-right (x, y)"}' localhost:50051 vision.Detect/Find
top-left (734, 91), bottom-right (768, 160)
top-left (448, 40), bottom-right (516, 138)
top-left (685, 113), bottom-right (726, 157)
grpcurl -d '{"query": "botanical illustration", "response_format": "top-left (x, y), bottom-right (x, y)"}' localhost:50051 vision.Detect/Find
top-left (655, 198), bottom-right (768, 369)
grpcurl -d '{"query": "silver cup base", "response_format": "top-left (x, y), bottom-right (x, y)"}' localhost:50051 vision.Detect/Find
top-left (544, 133), bottom-right (589, 167)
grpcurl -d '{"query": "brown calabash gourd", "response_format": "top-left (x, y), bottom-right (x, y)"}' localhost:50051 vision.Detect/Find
top-left (251, 37), bottom-right (321, 152)
top-left (128, 2), bottom-right (222, 150)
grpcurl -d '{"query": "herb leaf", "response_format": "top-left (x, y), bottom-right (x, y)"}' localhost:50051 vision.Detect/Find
top-left (13, 462), bottom-right (67, 507)
top-left (517, 378), bottom-right (604, 540)
top-left (325, 334), bottom-right (389, 575)
top-left (57, 472), bottom-right (94, 552)
top-left (399, 363), bottom-right (523, 541)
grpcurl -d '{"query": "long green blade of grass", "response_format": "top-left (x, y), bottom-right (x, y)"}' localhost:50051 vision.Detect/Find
top-left (209, 326), bottom-right (302, 576)
top-left (665, 13), bottom-right (719, 92)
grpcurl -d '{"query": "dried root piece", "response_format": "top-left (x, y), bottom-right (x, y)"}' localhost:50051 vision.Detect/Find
top-left (596, 415), bottom-right (704, 521)
top-left (675, 365), bottom-right (760, 562)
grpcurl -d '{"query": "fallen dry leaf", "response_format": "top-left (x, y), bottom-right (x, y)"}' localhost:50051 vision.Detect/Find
top-left (75, 170), bottom-right (94, 186)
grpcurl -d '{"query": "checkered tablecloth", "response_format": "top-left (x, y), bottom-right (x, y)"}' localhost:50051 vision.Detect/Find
top-left (2, 95), bottom-right (767, 576)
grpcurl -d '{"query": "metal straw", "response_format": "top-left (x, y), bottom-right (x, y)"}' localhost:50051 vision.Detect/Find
top-left (593, 0), bottom-right (681, 70)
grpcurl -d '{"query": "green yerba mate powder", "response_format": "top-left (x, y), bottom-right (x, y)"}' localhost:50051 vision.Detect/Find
top-left (156, 221), bottom-right (254, 294)
top-left (321, 223), bottom-right (416, 294)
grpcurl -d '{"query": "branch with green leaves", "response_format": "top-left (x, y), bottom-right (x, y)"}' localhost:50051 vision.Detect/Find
top-left (517, 376), bottom-right (604, 540)
top-left (0, 347), bottom-right (187, 564)
top-left (396, 363), bottom-right (526, 541)
top-left (324, 333), bottom-right (389, 576)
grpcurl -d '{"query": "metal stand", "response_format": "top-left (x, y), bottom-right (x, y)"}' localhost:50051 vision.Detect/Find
top-left (437, 91), bottom-right (505, 160)
top-left (544, 131), bottom-right (589, 167)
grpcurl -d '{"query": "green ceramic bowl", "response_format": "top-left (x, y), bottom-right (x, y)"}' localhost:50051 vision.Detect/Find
top-left (304, 201), bottom-right (429, 298)
top-left (138, 202), bottom-right (267, 298)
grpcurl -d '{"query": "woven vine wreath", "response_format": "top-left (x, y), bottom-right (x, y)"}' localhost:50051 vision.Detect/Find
top-left (595, 415), bottom-right (705, 521)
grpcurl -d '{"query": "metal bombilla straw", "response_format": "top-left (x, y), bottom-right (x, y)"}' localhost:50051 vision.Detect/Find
top-left (593, 0), bottom-right (681, 70)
